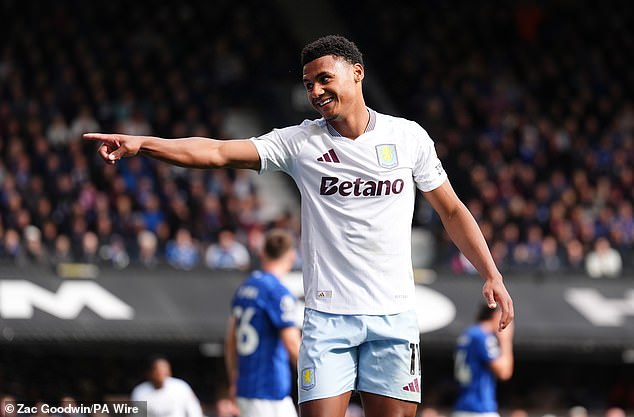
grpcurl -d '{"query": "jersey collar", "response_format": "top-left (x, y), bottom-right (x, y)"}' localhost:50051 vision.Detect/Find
top-left (326, 108), bottom-right (377, 138)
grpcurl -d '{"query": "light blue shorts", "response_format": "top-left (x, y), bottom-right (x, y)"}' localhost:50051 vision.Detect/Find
top-left (297, 308), bottom-right (421, 403)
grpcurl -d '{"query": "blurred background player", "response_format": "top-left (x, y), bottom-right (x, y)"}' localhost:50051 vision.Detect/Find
top-left (452, 304), bottom-right (514, 417)
top-left (225, 228), bottom-right (301, 417)
top-left (130, 356), bottom-right (204, 417)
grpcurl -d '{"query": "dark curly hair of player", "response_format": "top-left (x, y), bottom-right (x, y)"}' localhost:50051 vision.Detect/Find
top-left (301, 35), bottom-right (364, 67)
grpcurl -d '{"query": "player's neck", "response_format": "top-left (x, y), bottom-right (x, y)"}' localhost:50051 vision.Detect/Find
top-left (328, 105), bottom-right (370, 140)
top-left (262, 262), bottom-right (289, 280)
top-left (480, 320), bottom-right (496, 333)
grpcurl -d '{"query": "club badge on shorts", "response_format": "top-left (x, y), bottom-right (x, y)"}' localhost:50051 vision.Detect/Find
top-left (376, 144), bottom-right (398, 169)
top-left (300, 367), bottom-right (315, 390)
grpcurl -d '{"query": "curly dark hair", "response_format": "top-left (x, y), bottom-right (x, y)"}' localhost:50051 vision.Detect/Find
top-left (301, 35), bottom-right (364, 67)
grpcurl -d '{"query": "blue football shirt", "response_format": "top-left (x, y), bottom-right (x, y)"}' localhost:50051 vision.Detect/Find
top-left (231, 270), bottom-right (297, 400)
top-left (453, 324), bottom-right (501, 412)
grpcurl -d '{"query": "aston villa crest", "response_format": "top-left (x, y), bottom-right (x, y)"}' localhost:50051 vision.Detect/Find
top-left (301, 367), bottom-right (315, 390)
top-left (376, 144), bottom-right (398, 169)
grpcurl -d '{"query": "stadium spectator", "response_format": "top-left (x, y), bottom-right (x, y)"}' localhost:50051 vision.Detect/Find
top-left (245, 225), bottom-right (266, 269)
top-left (23, 225), bottom-right (48, 265)
top-left (40, 220), bottom-right (59, 253)
top-left (196, 193), bottom-right (224, 237)
top-left (69, 106), bottom-right (100, 143)
top-left (585, 237), bottom-right (623, 278)
top-left (538, 235), bottom-right (565, 273)
top-left (1, 228), bottom-right (23, 263)
top-left (565, 240), bottom-right (586, 274)
top-left (46, 114), bottom-right (71, 148)
top-left (140, 193), bottom-right (166, 234)
top-left (165, 228), bottom-right (200, 270)
top-left (51, 234), bottom-right (74, 265)
top-left (100, 234), bottom-right (131, 269)
top-left (79, 231), bottom-right (100, 264)
top-left (205, 228), bottom-right (251, 271)
top-left (137, 229), bottom-right (160, 268)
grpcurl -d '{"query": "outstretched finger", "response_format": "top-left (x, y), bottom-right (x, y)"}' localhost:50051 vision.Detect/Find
top-left (83, 132), bottom-right (119, 145)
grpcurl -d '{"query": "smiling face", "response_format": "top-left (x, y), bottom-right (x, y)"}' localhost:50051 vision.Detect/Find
top-left (302, 55), bottom-right (365, 122)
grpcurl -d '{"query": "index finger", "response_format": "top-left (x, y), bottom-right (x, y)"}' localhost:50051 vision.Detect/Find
top-left (83, 133), bottom-right (117, 144)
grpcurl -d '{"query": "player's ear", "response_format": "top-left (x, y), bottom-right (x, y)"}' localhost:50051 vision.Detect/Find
top-left (353, 63), bottom-right (364, 83)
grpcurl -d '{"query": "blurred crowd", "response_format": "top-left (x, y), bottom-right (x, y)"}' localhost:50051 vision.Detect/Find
top-left (1, 0), bottom-right (634, 278)
top-left (0, 0), bottom-right (301, 273)
top-left (340, 0), bottom-right (634, 277)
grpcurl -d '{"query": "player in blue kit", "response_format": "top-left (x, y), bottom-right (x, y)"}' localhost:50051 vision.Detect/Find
top-left (453, 304), bottom-right (514, 417)
top-left (224, 228), bottom-right (301, 417)
top-left (85, 35), bottom-right (514, 417)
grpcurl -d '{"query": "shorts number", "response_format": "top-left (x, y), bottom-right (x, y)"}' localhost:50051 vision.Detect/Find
top-left (454, 350), bottom-right (472, 385)
top-left (233, 306), bottom-right (259, 356)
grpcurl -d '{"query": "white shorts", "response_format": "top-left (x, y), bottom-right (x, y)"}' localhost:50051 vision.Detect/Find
top-left (298, 308), bottom-right (421, 403)
top-left (236, 396), bottom-right (298, 417)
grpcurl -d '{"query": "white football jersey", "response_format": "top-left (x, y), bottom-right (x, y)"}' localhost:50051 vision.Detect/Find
top-left (251, 109), bottom-right (447, 314)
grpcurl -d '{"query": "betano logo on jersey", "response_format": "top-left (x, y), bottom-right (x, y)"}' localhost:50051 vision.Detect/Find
top-left (319, 176), bottom-right (405, 197)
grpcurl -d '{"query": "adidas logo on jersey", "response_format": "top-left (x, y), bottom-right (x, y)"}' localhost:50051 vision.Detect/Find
top-left (402, 378), bottom-right (420, 393)
top-left (317, 149), bottom-right (340, 163)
